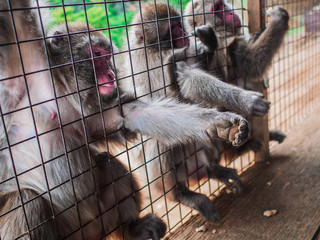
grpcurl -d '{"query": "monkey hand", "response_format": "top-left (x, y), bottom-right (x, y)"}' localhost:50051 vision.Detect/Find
top-left (193, 24), bottom-right (218, 53)
top-left (207, 112), bottom-right (248, 146)
top-left (208, 164), bottom-right (243, 193)
top-left (240, 90), bottom-right (271, 117)
top-left (267, 6), bottom-right (289, 31)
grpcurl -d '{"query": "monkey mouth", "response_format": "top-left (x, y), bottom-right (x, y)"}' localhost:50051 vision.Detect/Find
top-left (98, 73), bottom-right (116, 96)
top-left (99, 81), bottom-right (116, 96)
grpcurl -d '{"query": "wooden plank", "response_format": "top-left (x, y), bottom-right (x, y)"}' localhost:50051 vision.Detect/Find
top-left (168, 105), bottom-right (320, 240)
top-left (247, 0), bottom-right (270, 161)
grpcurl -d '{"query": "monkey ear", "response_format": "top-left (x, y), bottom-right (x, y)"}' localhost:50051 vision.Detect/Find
top-left (135, 29), bottom-right (144, 43)
top-left (49, 31), bottom-right (64, 46)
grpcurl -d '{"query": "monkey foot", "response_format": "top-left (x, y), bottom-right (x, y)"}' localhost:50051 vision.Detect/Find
top-left (269, 129), bottom-right (286, 143)
top-left (207, 113), bottom-right (249, 147)
top-left (128, 214), bottom-right (166, 240)
top-left (193, 24), bottom-right (218, 52)
top-left (208, 164), bottom-right (243, 193)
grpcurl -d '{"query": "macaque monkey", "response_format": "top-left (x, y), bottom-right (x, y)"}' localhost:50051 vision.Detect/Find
top-left (0, 0), bottom-right (250, 238)
top-left (164, 0), bottom-right (289, 161)
top-left (119, 2), bottom-right (261, 221)
top-left (174, 0), bottom-right (289, 137)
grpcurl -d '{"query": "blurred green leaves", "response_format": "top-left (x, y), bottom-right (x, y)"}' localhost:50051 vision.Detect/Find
top-left (48, 0), bottom-right (137, 47)
top-left (47, 0), bottom-right (193, 47)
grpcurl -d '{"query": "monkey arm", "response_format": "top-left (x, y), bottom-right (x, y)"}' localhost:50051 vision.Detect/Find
top-left (175, 62), bottom-right (270, 117)
top-left (122, 98), bottom-right (249, 147)
top-left (229, 6), bottom-right (289, 81)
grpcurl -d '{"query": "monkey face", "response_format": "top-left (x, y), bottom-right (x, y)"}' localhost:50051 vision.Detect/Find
top-left (47, 23), bottom-right (118, 104)
top-left (165, 21), bottom-right (190, 49)
top-left (185, 0), bottom-right (241, 36)
top-left (90, 45), bottom-right (117, 97)
top-left (134, 3), bottom-right (189, 50)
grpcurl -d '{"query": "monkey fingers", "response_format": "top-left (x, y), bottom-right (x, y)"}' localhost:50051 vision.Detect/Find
top-left (241, 91), bottom-right (271, 117)
top-left (193, 24), bottom-right (218, 52)
top-left (250, 96), bottom-right (271, 117)
top-left (207, 114), bottom-right (249, 146)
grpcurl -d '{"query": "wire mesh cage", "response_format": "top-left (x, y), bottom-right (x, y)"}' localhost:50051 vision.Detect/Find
top-left (0, 0), bottom-right (319, 239)
top-left (266, 0), bottom-right (320, 147)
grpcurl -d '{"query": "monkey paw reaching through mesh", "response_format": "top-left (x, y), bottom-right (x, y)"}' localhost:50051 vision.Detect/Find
top-left (267, 6), bottom-right (289, 31)
top-left (207, 113), bottom-right (249, 146)
top-left (193, 24), bottom-right (218, 53)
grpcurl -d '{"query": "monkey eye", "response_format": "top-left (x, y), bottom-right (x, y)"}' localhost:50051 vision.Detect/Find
top-left (94, 50), bottom-right (101, 57)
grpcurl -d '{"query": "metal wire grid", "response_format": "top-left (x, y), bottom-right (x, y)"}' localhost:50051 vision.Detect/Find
top-left (1, 0), bottom-right (318, 239)
top-left (266, 0), bottom-right (320, 150)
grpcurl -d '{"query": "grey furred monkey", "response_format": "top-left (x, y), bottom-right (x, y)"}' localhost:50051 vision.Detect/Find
top-left (119, 2), bottom-right (254, 222)
top-left (175, 0), bottom-right (289, 134)
top-left (166, 0), bottom-right (288, 158)
top-left (0, 0), bottom-right (249, 239)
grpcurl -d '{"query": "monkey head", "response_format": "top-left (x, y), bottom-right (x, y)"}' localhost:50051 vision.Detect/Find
top-left (47, 23), bottom-right (118, 104)
top-left (184, 0), bottom-right (241, 37)
top-left (132, 3), bottom-right (190, 50)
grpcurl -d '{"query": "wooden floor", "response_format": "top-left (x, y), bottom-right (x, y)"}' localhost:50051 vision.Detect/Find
top-left (168, 105), bottom-right (320, 240)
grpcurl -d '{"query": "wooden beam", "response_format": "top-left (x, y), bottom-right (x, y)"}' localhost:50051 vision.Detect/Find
top-left (247, 0), bottom-right (270, 161)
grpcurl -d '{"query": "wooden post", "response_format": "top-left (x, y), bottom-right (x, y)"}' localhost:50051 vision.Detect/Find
top-left (247, 0), bottom-right (270, 161)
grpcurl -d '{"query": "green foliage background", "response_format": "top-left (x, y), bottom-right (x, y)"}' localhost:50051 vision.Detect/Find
top-left (48, 0), bottom-right (191, 48)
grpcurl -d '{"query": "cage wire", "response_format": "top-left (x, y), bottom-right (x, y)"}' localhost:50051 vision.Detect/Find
top-left (0, 0), bottom-right (319, 239)
top-left (266, 0), bottom-right (320, 152)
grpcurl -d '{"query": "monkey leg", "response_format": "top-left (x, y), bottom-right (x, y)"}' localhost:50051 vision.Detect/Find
top-left (93, 152), bottom-right (167, 240)
top-left (208, 163), bottom-right (243, 193)
top-left (157, 147), bottom-right (220, 222)
top-left (0, 189), bottom-right (57, 240)
top-left (204, 145), bottom-right (243, 193)
top-left (176, 182), bottom-right (220, 221)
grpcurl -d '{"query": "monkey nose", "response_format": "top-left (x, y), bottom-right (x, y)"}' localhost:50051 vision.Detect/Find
top-left (107, 71), bottom-right (115, 81)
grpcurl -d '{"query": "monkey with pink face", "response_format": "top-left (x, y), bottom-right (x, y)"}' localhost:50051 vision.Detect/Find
top-left (117, 2), bottom-right (266, 222)
top-left (120, 1), bottom-right (288, 222)
top-left (165, 0), bottom-right (289, 170)
top-left (0, 0), bottom-right (250, 239)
